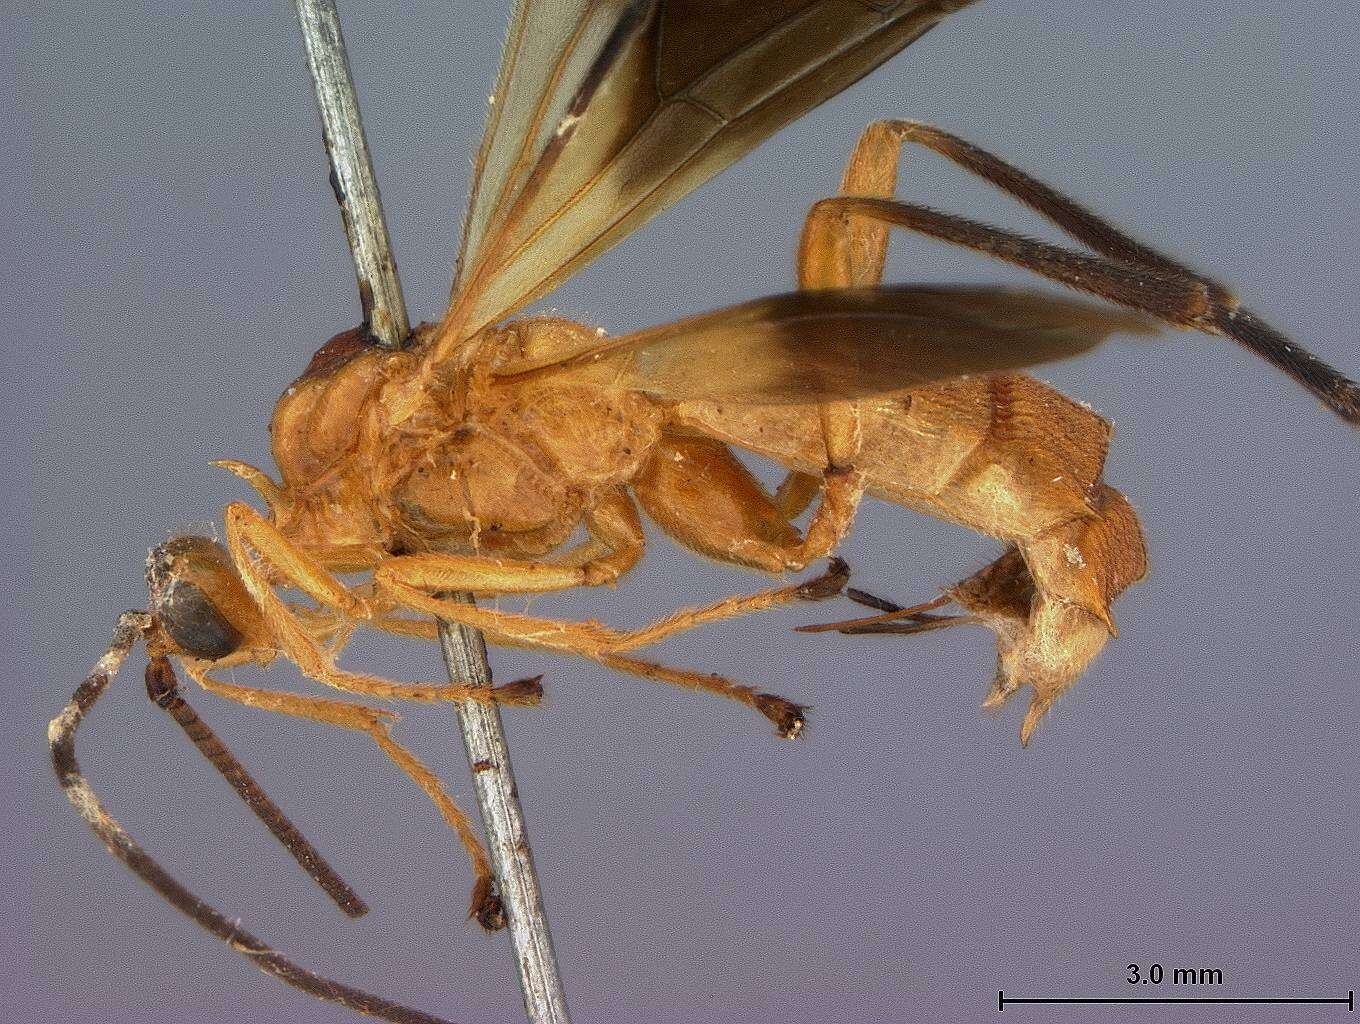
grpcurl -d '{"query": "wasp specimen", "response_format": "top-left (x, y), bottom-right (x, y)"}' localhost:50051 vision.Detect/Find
top-left (53, 2), bottom-right (1358, 1021)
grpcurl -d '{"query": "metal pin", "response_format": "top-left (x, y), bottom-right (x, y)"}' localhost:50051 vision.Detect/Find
top-left (293, 3), bottom-right (571, 1022)
top-left (439, 610), bottom-right (569, 1024)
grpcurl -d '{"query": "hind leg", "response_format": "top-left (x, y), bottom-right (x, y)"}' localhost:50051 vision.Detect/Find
top-left (799, 120), bottom-right (1359, 423)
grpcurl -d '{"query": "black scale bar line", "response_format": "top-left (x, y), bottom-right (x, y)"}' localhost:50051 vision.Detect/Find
top-left (998, 991), bottom-right (1355, 1011)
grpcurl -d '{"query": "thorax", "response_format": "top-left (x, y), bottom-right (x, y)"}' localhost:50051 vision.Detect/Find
top-left (267, 320), bottom-right (663, 559)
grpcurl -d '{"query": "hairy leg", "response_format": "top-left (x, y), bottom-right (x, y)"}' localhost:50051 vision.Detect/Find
top-left (372, 494), bottom-right (846, 738)
top-left (373, 561), bottom-right (846, 740)
top-left (222, 502), bottom-right (540, 708)
top-left (182, 660), bottom-right (505, 929)
top-left (223, 491), bottom-right (828, 735)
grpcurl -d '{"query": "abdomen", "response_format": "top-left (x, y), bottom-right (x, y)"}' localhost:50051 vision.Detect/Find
top-left (671, 373), bottom-right (1112, 542)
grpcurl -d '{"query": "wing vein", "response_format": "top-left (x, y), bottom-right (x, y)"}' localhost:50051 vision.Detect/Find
top-left (441, 0), bottom-right (979, 350)
top-left (461, 3), bottom-right (602, 297)
top-left (455, 4), bottom-right (531, 290)
top-left (465, 12), bottom-right (939, 328)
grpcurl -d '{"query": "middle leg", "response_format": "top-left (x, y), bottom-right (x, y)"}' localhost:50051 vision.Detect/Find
top-left (373, 560), bottom-right (846, 741)
top-left (373, 488), bottom-right (847, 738)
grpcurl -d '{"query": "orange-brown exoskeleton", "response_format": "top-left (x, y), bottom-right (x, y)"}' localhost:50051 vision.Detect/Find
top-left (164, 96), bottom-right (1357, 923)
top-left (55, 3), bottom-right (1358, 1022)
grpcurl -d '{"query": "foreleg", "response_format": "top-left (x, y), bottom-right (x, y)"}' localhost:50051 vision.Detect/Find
top-left (181, 660), bottom-right (505, 929)
top-left (222, 502), bottom-right (540, 708)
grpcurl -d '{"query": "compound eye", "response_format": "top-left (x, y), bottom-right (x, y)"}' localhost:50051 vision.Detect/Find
top-left (146, 537), bottom-right (262, 660)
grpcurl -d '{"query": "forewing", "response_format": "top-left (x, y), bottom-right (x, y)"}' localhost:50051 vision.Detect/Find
top-left (445, 0), bottom-right (978, 344)
top-left (455, 0), bottom-right (636, 290)
top-left (499, 286), bottom-right (1156, 403)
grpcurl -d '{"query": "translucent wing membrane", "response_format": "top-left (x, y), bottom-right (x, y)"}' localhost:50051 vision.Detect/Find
top-left (442, 0), bottom-right (978, 345)
top-left (497, 285), bottom-right (1156, 403)
top-left (454, 0), bottom-right (639, 291)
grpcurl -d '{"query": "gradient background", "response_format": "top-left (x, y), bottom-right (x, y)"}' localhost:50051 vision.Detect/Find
top-left (7, 2), bottom-right (1358, 1022)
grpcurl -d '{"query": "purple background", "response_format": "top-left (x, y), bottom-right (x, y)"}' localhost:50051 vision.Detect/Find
top-left (8, 2), bottom-right (1358, 1022)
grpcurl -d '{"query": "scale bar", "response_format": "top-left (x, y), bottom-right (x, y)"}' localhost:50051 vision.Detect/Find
top-left (999, 991), bottom-right (1354, 1011)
